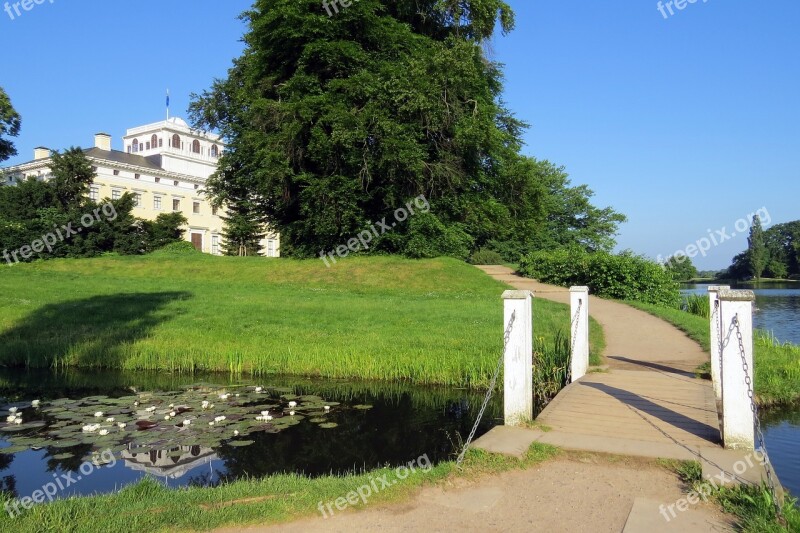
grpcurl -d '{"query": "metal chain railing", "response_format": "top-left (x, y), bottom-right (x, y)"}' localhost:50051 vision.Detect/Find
top-left (731, 314), bottom-right (784, 521)
top-left (712, 299), bottom-right (722, 375)
top-left (566, 300), bottom-right (582, 384)
top-left (456, 311), bottom-right (516, 467)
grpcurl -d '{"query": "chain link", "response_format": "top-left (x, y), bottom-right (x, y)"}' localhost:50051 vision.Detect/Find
top-left (456, 311), bottom-right (516, 467)
top-left (566, 300), bottom-right (582, 384)
top-left (731, 314), bottom-right (783, 521)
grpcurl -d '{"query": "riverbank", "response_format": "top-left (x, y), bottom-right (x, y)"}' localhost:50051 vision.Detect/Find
top-left (0, 255), bottom-right (603, 388)
top-left (625, 301), bottom-right (800, 407)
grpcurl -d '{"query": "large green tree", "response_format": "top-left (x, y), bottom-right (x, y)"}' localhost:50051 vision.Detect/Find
top-left (0, 87), bottom-right (21, 163)
top-left (190, 0), bottom-right (624, 258)
top-left (746, 215), bottom-right (767, 280)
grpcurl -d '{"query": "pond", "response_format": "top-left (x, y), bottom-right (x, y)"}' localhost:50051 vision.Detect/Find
top-left (681, 282), bottom-right (800, 344)
top-left (0, 369), bottom-right (501, 501)
top-left (682, 282), bottom-right (800, 498)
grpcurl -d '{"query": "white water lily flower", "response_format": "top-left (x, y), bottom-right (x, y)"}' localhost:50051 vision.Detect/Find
top-left (323, 406), bottom-right (331, 411)
top-left (219, 393), bottom-right (230, 400)
top-left (164, 415), bottom-right (171, 420)
top-left (99, 429), bottom-right (109, 436)
top-left (106, 417), bottom-right (115, 423)
top-left (182, 419), bottom-right (191, 426)
top-left (260, 410), bottom-right (269, 417)
top-left (118, 423), bottom-right (126, 429)
top-left (31, 400), bottom-right (40, 407)
top-left (235, 394), bottom-right (240, 397)
top-left (209, 421), bottom-right (215, 426)
top-left (5, 415), bottom-right (15, 423)
top-left (265, 415), bottom-right (273, 421)
top-left (94, 411), bottom-right (104, 418)
top-left (214, 416), bottom-right (226, 423)
top-left (134, 401), bottom-right (139, 407)
top-left (169, 411), bottom-right (176, 417)
top-left (13, 419), bottom-right (22, 425)
top-left (8, 407), bottom-right (17, 414)
top-left (233, 430), bottom-right (239, 436)
top-left (169, 403), bottom-right (174, 408)
top-left (255, 387), bottom-right (263, 393)
top-left (146, 406), bottom-right (156, 413)
top-left (288, 401), bottom-right (297, 408)
top-left (289, 411), bottom-right (295, 416)
top-left (201, 401), bottom-right (210, 409)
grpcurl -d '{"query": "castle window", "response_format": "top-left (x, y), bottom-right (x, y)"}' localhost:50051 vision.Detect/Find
top-left (154, 196), bottom-right (162, 210)
top-left (210, 145), bottom-right (219, 158)
top-left (113, 170), bottom-right (120, 176)
top-left (112, 190), bottom-right (121, 200)
top-left (193, 202), bottom-right (200, 214)
top-left (151, 134), bottom-right (158, 149)
top-left (192, 140), bottom-right (201, 154)
top-left (134, 193), bottom-right (142, 207)
top-left (173, 199), bottom-right (181, 211)
top-left (171, 134), bottom-right (180, 148)
top-left (132, 139), bottom-right (139, 152)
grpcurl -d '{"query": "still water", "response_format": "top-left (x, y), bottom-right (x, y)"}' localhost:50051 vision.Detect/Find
top-left (683, 282), bottom-right (799, 497)
top-left (0, 370), bottom-right (500, 501)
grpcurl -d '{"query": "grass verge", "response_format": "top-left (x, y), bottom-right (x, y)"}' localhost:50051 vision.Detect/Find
top-left (659, 459), bottom-right (800, 533)
top-left (0, 443), bottom-right (559, 533)
top-left (0, 255), bottom-right (603, 389)
top-left (625, 301), bottom-right (800, 407)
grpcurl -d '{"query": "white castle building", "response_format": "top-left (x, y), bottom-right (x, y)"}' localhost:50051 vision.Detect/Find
top-left (1, 117), bottom-right (280, 257)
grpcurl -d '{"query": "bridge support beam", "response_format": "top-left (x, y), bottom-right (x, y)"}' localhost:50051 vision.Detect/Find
top-left (569, 286), bottom-right (590, 382)
top-left (719, 289), bottom-right (756, 450)
top-left (708, 285), bottom-right (730, 403)
top-left (502, 290), bottom-right (533, 426)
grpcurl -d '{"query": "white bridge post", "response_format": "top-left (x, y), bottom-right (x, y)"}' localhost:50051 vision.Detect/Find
top-left (719, 289), bottom-right (756, 450)
top-left (570, 286), bottom-right (590, 382)
top-left (502, 290), bottom-right (533, 426)
top-left (708, 285), bottom-right (730, 404)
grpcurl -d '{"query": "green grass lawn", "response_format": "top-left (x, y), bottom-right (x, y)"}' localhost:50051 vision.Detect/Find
top-left (625, 301), bottom-right (800, 407)
top-left (0, 254), bottom-right (603, 388)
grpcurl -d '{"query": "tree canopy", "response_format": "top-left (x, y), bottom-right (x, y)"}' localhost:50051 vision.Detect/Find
top-left (190, 0), bottom-right (625, 259)
top-left (725, 220), bottom-right (800, 280)
top-left (0, 149), bottom-right (188, 262)
top-left (0, 87), bottom-right (21, 163)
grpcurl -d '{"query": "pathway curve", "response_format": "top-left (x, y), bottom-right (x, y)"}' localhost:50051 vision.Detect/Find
top-left (475, 266), bottom-right (720, 450)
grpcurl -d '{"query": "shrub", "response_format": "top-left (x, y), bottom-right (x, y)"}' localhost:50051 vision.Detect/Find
top-left (518, 249), bottom-right (680, 307)
top-left (150, 241), bottom-right (202, 256)
top-left (469, 247), bottom-right (505, 265)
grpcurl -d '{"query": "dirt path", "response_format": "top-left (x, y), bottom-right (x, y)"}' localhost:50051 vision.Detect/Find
top-left (212, 267), bottom-right (730, 532)
top-left (215, 455), bottom-right (730, 533)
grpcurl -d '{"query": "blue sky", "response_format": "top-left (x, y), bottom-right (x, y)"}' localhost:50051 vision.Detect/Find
top-left (2, 0), bottom-right (798, 269)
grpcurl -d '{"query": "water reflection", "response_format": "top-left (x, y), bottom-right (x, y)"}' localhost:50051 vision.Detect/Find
top-left (0, 369), bottom-right (501, 499)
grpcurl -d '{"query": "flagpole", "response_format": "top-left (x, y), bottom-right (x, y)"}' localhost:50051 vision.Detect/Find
top-left (166, 89), bottom-right (170, 122)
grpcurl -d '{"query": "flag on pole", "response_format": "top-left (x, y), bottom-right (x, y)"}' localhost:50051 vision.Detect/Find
top-left (166, 89), bottom-right (170, 120)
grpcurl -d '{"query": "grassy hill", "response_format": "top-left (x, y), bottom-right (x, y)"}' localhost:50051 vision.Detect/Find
top-left (0, 254), bottom-right (602, 387)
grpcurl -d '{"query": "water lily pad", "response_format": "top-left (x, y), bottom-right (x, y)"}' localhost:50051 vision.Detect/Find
top-left (226, 440), bottom-right (255, 447)
top-left (51, 452), bottom-right (75, 460)
top-left (318, 423), bottom-right (338, 429)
